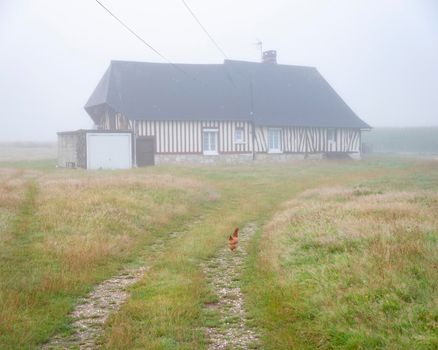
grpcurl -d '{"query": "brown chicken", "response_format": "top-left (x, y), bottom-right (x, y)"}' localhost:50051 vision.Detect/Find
top-left (228, 227), bottom-right (239, 251)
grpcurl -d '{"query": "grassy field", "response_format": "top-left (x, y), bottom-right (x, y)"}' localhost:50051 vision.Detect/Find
top-left (0, 154), bottom-right (437, 349)
top-left (0, 168), bottom-right (211, 348)
top-left (0, 142), bottom-right (56, 162)
top-left (247, 165), bottom-right (438, 349)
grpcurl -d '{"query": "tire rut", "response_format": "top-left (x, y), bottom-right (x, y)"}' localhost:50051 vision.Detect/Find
top-left (41, 266), bottom-right (148, 350)
top-left (40, 217), bottom-right (203, 350)
top-left (202, 223), bottom-right (261, 350)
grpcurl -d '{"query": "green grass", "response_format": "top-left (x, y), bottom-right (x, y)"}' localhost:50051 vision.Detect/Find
top-left (100, 158), bottom-right (428, 349)
top-left (244, 161), bottom-right (438, 349)
top-left (0, 156), bottom-right (437, 349)
top-left (0, 158), bottom-right (56, 170)
top-left (0, 170), bottom-right (210, 349)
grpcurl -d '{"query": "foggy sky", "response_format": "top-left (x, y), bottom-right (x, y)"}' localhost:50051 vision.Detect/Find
top-left (1, 0), bottom-right (437, 141)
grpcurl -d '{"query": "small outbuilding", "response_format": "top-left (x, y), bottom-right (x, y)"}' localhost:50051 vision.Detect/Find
top-left (57, 130), bottom-right (134, 169)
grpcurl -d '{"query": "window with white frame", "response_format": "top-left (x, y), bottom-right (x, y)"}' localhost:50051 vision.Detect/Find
top-left (203, 129), bottom-right (218, 155)
top-left (268, 128), bottom-right (282, 153)
top-left (234, 127), bottom-right (245, 144)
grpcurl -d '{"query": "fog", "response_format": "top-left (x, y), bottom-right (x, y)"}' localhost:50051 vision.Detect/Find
top-left (1, 0), bottom-right (437, 142)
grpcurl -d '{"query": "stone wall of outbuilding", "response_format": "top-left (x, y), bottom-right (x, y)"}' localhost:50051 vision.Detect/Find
top-left (57, 131), bottom-right (87, 168)
top-left (57, 133), bottom-right (79, 168)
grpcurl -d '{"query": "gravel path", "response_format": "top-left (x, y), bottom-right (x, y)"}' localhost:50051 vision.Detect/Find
top-left (202, 223), bottom-right (261, 350)
top-left (41, 266), bottom-right (148, 350)
top-left (40, 221), bottom-right (199, 350)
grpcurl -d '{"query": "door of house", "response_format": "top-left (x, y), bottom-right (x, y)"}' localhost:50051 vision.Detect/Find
top-left (203, 129), bottom-right (219, 155)
top-left (136, 136), bottom-right (155, 166)
top-left (267, 128), bottom-right (282, 153)
top-left (327, 128), bottom-right (336, 152)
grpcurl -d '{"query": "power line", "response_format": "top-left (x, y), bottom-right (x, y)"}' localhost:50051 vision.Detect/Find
top-left (180, 0), bottom-right (257, 157)
top-left (179, 0), bottom-right (243, 90)
top-left (94, 0), bottom-right (187, 74)
top-left (181, 0), bottom-right (229, 59)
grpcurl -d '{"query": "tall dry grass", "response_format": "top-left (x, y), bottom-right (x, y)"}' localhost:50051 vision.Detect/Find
top-left (0, 169), bottom-right (42, 241)
top-left (256, 185), bottom-right (438, 349)
top-left (1, 157), bottom-right (437, 349)
top-left (0, 170), bottom-right (213, 349)
top-left (100, 158), bottom-right (438, 349)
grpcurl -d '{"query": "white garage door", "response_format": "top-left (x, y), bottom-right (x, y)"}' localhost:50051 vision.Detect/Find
top-left (86, 133), bottom-right (132, 169)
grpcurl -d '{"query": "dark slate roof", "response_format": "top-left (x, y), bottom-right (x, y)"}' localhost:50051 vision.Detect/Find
top-left (85, 60), bottom-right (370, 129)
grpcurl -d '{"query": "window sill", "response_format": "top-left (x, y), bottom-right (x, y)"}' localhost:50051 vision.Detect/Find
top-left (267, 150), bottom-right (283, 154)
top-left (203, 152), bottom-right (219, 156)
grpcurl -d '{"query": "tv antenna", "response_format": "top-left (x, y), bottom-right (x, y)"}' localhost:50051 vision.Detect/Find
top-left (254, 40), bottom-right (263, 59)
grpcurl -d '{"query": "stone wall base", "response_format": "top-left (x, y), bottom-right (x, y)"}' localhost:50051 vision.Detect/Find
top-left (254, 153), bottom-right (307, 162)
top-left (155, 153), bottom-right (254, 165)
top-left (348, 152), bottom-right (361, 160)
top-left (153, 152), bottom-right (358, 164)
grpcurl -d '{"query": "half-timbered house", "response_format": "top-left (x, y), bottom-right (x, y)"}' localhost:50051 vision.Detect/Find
top-left (84, 51), bottom-right (370, 165)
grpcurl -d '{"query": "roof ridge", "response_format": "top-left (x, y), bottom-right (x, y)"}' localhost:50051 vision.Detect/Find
top-left (110, 59), bottom-right (223, 67)
top-left (224, 59), bottom-right (317, 69)
top-left (109, 59), bottom-right (317, 70)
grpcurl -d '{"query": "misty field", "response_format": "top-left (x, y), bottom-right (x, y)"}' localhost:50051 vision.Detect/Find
top-left (0, 143), bottom-right (56, 162)
top-left (0, 155), bottom-right (437, 349)
top-left (362, 127), bottom-right (438, 155)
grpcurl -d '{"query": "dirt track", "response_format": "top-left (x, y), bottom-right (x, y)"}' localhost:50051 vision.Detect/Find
top-left (202, 223), bottom-right (261, 350)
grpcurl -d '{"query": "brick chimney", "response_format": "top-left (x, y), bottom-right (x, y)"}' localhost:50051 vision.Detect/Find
top-left (262, 50), bottom-right (277, 64)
